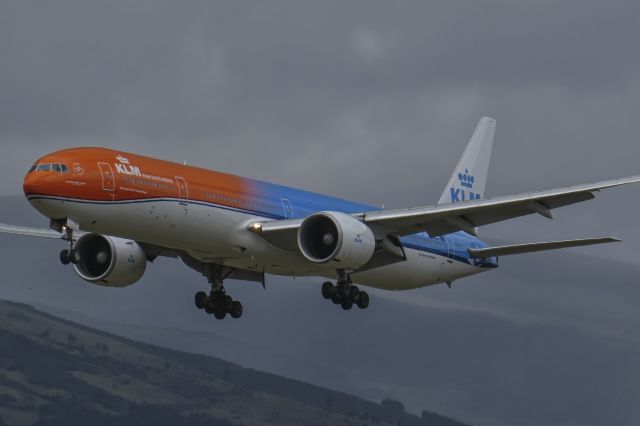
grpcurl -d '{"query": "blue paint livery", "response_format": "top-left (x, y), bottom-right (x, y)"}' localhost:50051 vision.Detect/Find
top-left (251, 180), bottom-right (498, 268)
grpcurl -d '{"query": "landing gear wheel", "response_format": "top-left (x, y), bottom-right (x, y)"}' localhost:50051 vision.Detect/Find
top-left (324, 271), bottom-right (371, 312)
top-left (59, 249), bottom-right (71, 265)
top-left (70, 249), bottom-right (80, 264)
top-left (200, 265), bottom-right (246, 320)
top-left (356, 291), bottom-right (369, 309)
top-left (223, 295), bottom-right (233, 312)
top-left (349, 285), bottom-right (360, 300)
top-left (194, 291), bottom-right (208, 310)
top-left (230, 301), bottom-right (243, 319)
top-left (321, 282), bottom-right (335, 299)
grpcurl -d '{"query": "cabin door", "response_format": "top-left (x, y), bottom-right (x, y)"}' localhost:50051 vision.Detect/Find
top-left (97, 162), bottom-right (115, 193)
top-left (281, 198), bottom-right (294, 220)
top-left (444, 236), bottom-right (455, 264)
top-left (175, 176), bottom-right (189, 215)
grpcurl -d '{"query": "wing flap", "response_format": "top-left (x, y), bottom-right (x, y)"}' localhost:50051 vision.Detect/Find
top-left (468, 237), bottom-right (620, 258)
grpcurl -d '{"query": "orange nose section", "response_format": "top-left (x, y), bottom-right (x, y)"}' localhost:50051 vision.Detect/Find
top-left (23, 171), bottom-right (40, 196)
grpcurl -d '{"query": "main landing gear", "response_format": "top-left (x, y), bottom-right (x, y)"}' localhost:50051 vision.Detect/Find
top-left (194, 265), bottom-right (243, 320)
top-left (321, 271), bottom-right (369, 310)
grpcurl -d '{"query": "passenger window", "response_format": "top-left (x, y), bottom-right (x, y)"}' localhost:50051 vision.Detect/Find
top-left (37, 164), bottom-right (51, 171)
top-left (52, 164), bottom-right (62, 172)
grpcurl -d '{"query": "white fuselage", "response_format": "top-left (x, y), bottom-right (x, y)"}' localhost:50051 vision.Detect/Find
top-left (28, 196), bottom-right (485, 290)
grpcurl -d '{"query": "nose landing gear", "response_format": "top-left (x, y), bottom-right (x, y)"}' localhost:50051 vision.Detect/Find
top-left (59, 225), bottom-right (79, 266)
top-left (321, 271), bottom-right (369, 310)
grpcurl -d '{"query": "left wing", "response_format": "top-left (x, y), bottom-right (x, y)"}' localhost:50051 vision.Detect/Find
top-left (358, 175), bottom-right (640, 237)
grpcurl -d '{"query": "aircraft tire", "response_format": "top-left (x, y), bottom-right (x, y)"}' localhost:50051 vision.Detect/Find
top-left (194, 291), bottom-right (208, 310)
top-left (213, 309), bottom-right (226, 320)
top-left (59, 249), bottom-right (71, 265)
top-left (223, 295), bottom-right (233, 312)
top-left (230, 301), bottom-right (243, 319)
top-left (341, 301), bottom-right (353, 310)
top-left (349, 285), bottom-right (360, 300)
top-left (70, 249), bottom-right (80, 264)
top-left (321, 282), bottom-right (334, 299)
top-left (356, 291), bottom-right (369, 309)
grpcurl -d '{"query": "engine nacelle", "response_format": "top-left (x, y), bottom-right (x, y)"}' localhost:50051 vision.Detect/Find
top-left (297, 211), bottom-right (375, 269)
top-left (72, 234), bottom-right (147, 287)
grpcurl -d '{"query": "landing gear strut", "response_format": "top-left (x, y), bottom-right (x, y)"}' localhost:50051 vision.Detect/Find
top-left (321, 270), bottom-right (369, 310)
top-left (194, 265), bottom-right (243, 320)
top-left (59, 225), bottom-right (79, 265)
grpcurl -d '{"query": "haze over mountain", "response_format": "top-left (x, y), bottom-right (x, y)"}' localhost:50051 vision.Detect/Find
top-left (1, 195), bottom-right (639, 426)
top-left (0, 299), bottom-right (467, 426)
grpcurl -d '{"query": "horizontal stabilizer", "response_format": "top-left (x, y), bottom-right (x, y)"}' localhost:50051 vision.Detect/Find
top-left (468, 237), bottom-right (621, 258)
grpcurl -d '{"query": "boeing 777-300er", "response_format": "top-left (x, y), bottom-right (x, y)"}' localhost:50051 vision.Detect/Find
top-left (2, 117), bottom-right (639, 319)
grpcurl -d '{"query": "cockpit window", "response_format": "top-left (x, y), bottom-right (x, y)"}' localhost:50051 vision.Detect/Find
top-left (31, 163), bottom-right (69, 173)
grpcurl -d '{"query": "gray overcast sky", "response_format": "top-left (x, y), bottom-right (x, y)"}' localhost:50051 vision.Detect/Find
top-left (2, 1), bottom-right (640, 261)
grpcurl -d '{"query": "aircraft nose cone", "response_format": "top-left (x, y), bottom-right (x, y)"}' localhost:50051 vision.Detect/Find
top-left (23, 173), bottom-right (39, 196)
top-left (23, 170), bottom-right (49, 197)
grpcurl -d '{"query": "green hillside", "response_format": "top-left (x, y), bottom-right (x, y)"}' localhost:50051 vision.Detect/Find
top-left (0, 299), bottom-right (467, 426)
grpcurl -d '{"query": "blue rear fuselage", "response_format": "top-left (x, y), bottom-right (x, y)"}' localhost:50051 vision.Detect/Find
top-left (251, 179), bottom-right (499, 269)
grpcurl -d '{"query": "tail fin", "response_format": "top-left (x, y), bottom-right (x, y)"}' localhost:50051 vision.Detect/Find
top-left (438, 117), bottom-right (496, 205)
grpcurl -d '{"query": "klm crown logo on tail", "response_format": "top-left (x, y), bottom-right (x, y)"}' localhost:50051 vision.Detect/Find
top-left (459, 169), bottom-right (474, 188)
top-left (450, 169), bottom-right (481, 202)
top-left (438, 117), bottom-right (495, 206)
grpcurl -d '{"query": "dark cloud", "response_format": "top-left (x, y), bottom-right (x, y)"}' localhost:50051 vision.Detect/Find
top-left (1, 4), bottom-right (640, 423)
top-left (1, 1), bottom-right (640, 260)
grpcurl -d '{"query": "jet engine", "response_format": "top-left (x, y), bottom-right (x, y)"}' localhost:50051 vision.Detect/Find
top-left (297, 211), bottom-right (375, 269)
top-left (72, 233), bottom-right (147, 287)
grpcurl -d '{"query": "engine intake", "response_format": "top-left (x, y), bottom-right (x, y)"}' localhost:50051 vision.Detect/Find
top-left (73, 234), bottom-right (147, 287)
top-left (297, 211), bottom-right (375, 269)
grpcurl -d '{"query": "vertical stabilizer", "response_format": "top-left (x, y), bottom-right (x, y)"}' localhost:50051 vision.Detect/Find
top-left (438, 117), bottom-right (496, 205)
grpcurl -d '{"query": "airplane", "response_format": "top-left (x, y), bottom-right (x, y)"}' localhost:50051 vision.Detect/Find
top-left (1, 117), bottom-right (638, 320)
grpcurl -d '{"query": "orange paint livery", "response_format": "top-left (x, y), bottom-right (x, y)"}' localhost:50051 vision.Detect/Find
top-left (24, 147), bottom-right (256, 210)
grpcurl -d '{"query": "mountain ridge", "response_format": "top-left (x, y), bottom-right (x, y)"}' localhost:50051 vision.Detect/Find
top-left (0, 298), bottom-right (467, 426)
